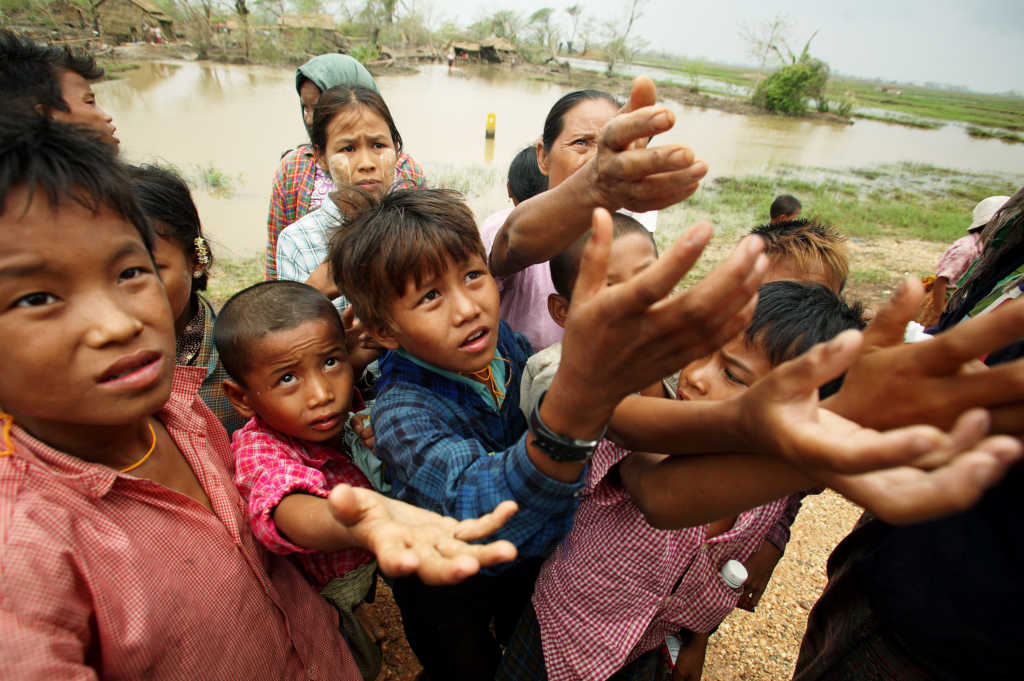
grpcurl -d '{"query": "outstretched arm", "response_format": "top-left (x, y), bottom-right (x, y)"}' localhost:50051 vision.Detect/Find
top-left (489, 77), bottom-right (708, 277)
top-left (823, 278), bottom-right (1024, 437)
top-left (532, 208), bottom-right (767, 481)
top-left (274, 487), bottom-right (518, 586)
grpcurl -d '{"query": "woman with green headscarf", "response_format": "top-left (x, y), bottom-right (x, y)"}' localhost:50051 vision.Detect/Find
top-left (265, 53), bottom-right (426, 279)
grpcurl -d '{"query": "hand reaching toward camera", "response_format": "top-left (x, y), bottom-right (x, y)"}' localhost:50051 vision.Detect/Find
top-left (327, 484), bottom-right (518, 585)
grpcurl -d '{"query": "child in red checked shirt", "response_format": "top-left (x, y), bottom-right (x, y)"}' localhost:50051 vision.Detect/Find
top-left (217, 280), bottom-right (389, 680)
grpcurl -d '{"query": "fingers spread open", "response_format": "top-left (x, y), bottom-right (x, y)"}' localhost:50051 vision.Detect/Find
top-left (617, 222), bottom-right (713, 312)
top-left (570, 208), bottom-right (613, 304)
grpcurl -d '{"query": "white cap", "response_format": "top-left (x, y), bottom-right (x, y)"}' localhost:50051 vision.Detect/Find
top-left (969, 195), bottom-right (1010, 232)
top-left (720, 559), bottom-right (748, 590)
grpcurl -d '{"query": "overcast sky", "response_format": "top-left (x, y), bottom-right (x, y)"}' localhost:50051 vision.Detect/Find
top-left (424, 0), bottom-right (1024, 94)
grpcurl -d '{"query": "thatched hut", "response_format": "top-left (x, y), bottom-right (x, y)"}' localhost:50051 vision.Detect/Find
top-left (96, 0), bottom-right (174, 42)
top-left (481, 36), bottom-right (517, 63)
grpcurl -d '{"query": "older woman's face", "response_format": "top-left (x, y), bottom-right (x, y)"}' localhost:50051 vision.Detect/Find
top-left (299, 80), bottom-right (321, 133)
top-left (537, 98), bottom-right (618, 188)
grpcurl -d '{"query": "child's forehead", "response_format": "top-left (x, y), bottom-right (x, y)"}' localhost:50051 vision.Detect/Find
top-left (245, 318), bottom-right (345, 361)
top-left (1, 190), bottom-right (147, 267)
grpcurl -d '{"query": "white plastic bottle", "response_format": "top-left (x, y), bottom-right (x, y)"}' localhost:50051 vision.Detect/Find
top-left (720, 559), bottom-right (749, 591)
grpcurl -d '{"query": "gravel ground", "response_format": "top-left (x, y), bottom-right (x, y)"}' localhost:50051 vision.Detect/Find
top-left (703, 491), bottom-right (863, 680)
top-left (366, 489), bottom-right (863, 681)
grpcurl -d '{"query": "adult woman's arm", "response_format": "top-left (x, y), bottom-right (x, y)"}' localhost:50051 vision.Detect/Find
top-left (488, 77), bottom-right (708, 277)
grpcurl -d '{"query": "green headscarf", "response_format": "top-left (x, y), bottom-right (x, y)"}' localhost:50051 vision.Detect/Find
top-left (295, 54), bottom-right (379, 95)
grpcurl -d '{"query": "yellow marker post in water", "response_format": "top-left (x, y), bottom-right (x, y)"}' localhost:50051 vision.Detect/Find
top-left (485, 112), bottom-right (496, 139)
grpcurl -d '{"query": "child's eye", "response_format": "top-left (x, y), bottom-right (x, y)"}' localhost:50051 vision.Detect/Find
top-left (324, 357), bottom-right (340, 369)
top-left (14, 292), bottom-right (58, 308)
top-left (572, 138), bottom-right (589, 147)
top-left (724, 368), bottom-right (748, 386)
top-left (278, 373), bottom-right (297, 386)
top-left (465, 270), bottom-right (485, 282)
top-left (342, 144), bottom-right (356, 153)
top-left (118, 266), bottom-right (149, 282)
top-left (419, 289), bottom-right (440, 305)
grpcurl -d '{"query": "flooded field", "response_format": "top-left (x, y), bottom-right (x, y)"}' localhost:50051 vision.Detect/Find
top-left (100, 60), bottom-right (1024, 258)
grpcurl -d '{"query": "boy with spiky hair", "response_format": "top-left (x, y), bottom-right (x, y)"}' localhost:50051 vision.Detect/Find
top-left (750, 218), bottom-right (849, 292)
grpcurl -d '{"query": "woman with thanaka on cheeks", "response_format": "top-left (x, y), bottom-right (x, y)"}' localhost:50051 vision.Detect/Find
top-left (276, 84), bottom-right (400, 309)
top-left (264, 53), bottom-right (425, 279)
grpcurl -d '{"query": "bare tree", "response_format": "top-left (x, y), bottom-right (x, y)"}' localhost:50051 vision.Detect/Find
top-left (738, 12), bottom-right (793, 71)
top-left (527, 7), bottom-right (559, 59)
top-left (602, 0), bottom-right (647, 76)
top-left (565, 3), bottom-right (582, 54)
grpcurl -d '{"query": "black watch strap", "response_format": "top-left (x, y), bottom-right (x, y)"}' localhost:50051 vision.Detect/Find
top-left (528, 390), bottom-right (605, 463)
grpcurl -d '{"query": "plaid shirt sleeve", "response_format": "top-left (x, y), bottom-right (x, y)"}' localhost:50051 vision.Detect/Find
top-left (232, 425), bottom-right (331, 556)
top-left (373, 383), bottom-right (583, 559)
top-left (392, 151), bottom-right (427, 190)
top-left (266, 148), bottom-right (314, 280)
top-left (765, 491), bottom-right (809, 551)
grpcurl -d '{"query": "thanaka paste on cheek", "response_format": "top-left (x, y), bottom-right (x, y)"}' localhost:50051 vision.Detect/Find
top-left (379, 148), bottom-right (397, 191)
top-left (328, 154), bottom-right (352, 187)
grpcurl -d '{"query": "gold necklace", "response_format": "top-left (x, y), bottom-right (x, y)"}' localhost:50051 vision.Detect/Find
top-left (119, 422), bottom-right (157, 474)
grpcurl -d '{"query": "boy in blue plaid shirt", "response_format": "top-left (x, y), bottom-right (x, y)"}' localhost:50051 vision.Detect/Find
top-left (327, 187), bottom-right (773, 681)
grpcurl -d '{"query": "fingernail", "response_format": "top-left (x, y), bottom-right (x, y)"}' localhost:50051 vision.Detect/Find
top-left (668, 147), bottom-right (691, 166)
top-left (654, 111), bottom-right (672, 129)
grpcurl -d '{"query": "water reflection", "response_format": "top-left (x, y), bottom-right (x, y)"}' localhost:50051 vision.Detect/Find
top-left (97, 60), bottom-right (1024, 258)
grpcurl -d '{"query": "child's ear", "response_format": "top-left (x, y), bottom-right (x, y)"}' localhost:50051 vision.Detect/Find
top-left (547, 293), bottom-right (570, 328)
top-left (222, 379), bottom-right (256, 419)
top-left (366, 321), bottom-right (401, 351)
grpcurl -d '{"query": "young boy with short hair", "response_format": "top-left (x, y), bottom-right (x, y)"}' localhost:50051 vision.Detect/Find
top-left (328, 187), bottom-right (775, 681)
top-left (0, 111), bottom-right (519, 680)
top-left (0, 29), bottom-right (119, 149)
top-left (215, 279), bottom-right (382, 679)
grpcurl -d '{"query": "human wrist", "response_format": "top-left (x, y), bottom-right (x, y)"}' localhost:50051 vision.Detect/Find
top-left (543, 372), bottom-right (615, 441)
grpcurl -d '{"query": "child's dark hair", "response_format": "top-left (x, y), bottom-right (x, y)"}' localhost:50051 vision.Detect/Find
top-left (0, 30), bottom-right (105, 116)
top-left (214, 281), bottom-right (345, 385)
top-left (508, 146), bottom-right (547, 203)
top-left (746, 281), bottom-right (866, 397)
top-left (0, 110), bottom-right (151, 249)
top-left (128, 164), bottom-right (214, 292)
top-left (542, 89), bottom-right (621, 153)
top-left (550, 212), bottom-right (656, 299)
top-left (310, 84), bottom-right (403, 156)
top-left (329, 187), bottom-right (484, 332)
top-left (750, 218), bottom-right (849, 292)
top-left (770, 194), bottom-right (802, 220)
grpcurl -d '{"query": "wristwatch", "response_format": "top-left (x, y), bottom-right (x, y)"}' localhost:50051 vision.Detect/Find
top-left (528, 390), bottom-right (605, 463)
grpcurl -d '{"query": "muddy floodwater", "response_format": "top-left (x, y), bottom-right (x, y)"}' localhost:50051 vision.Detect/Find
top-left (100, 60), bottom-right (1024, 259)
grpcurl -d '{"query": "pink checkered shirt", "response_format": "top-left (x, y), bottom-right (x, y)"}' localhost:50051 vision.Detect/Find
top-left (0, 366), bottom-right (359, 681)
top-left (232, 417), bottom-right (374, 588)
top-left (532, 440), bottom-right (787, 681)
